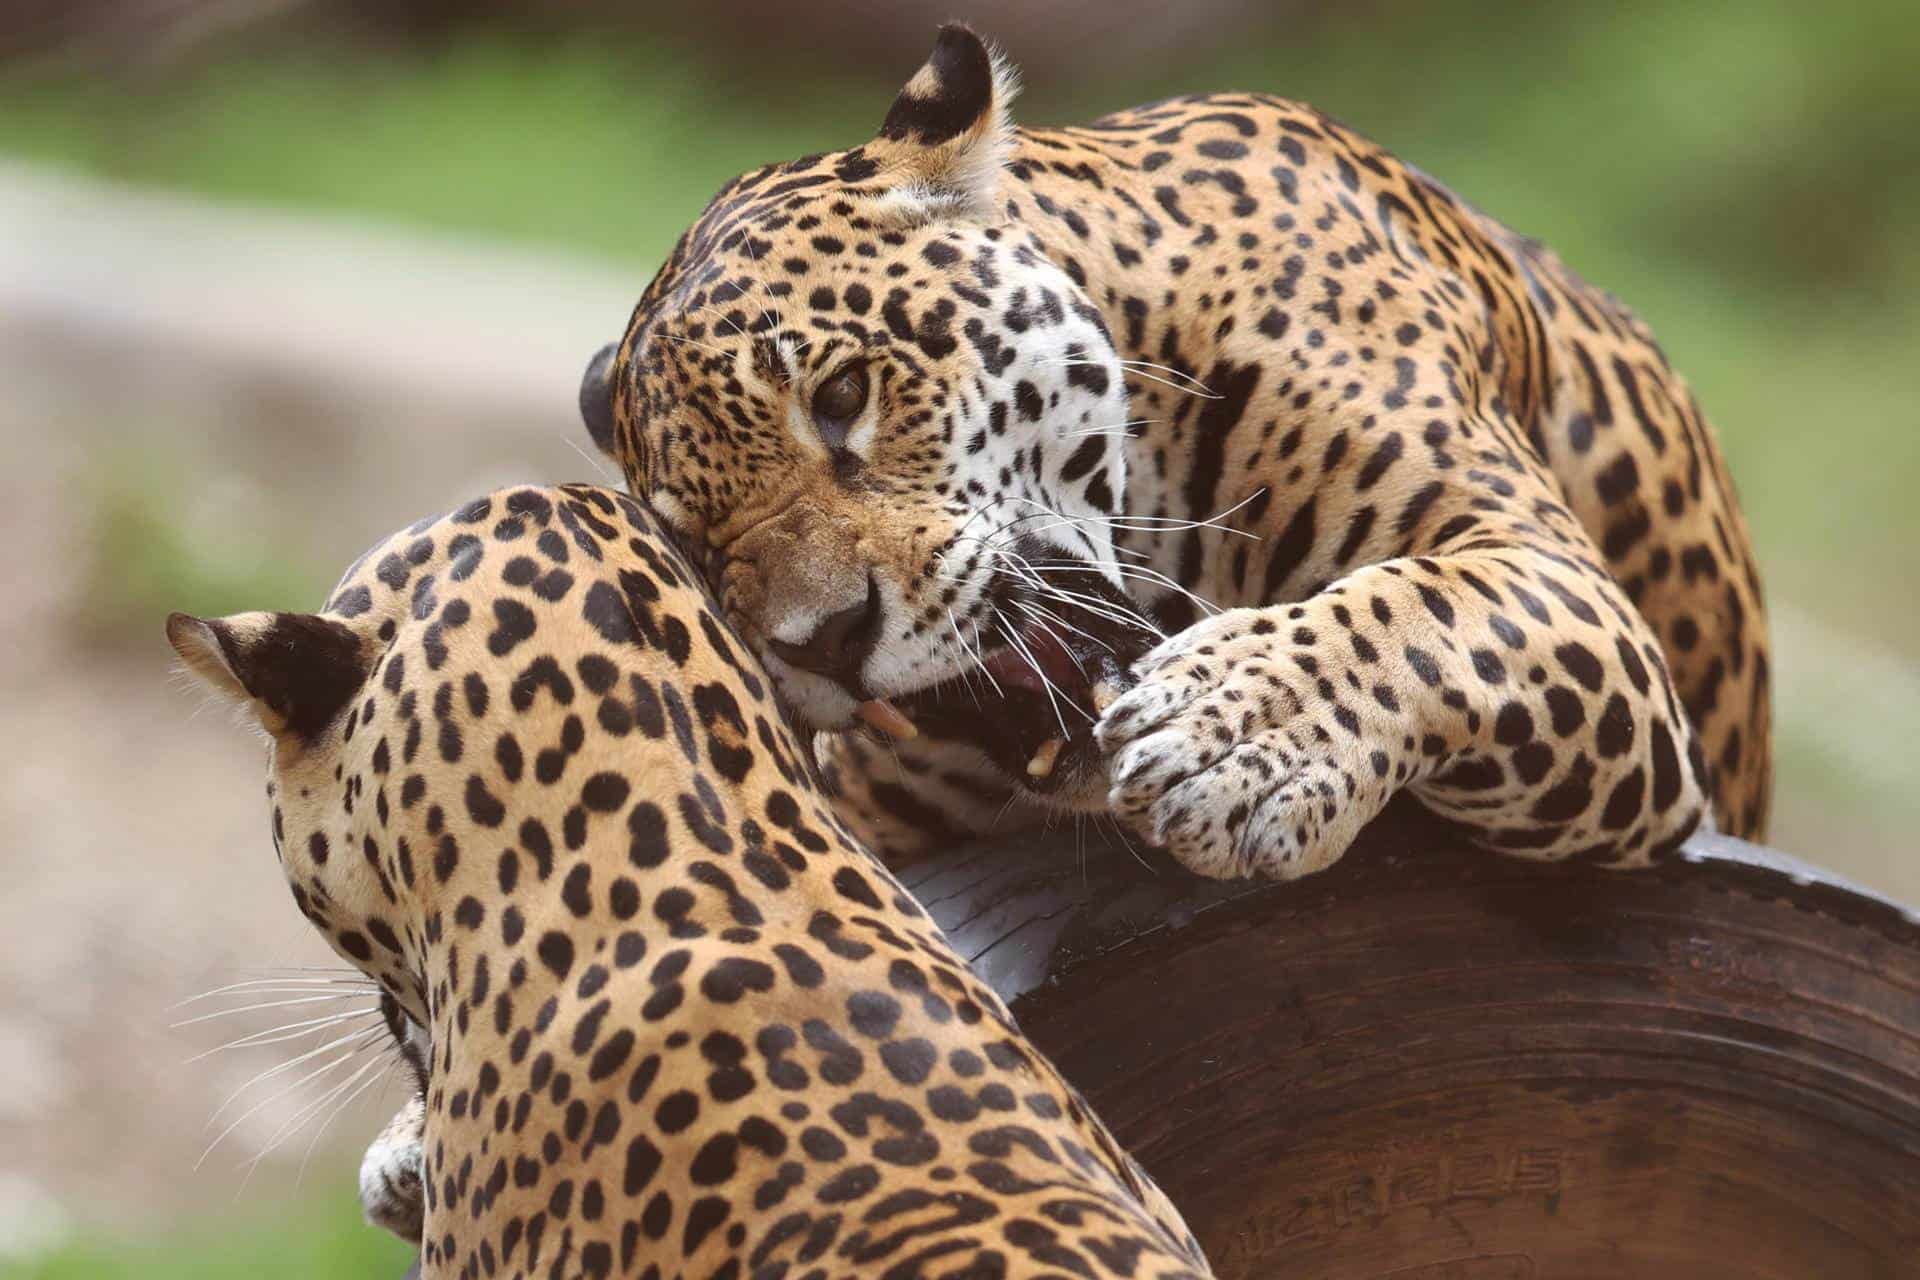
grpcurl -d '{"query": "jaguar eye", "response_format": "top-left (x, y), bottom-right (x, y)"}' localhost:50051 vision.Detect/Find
top-left (813, 366), bottom-right (869, 424)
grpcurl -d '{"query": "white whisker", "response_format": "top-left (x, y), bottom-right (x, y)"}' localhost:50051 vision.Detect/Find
top-left (941, 531), bottom-right (1167, 639)
top-left (205, 1017), bottom-right (388, 1126)
top-left (1062, 417), bottom-right (1153, 439)
top-left (173, 976), bottom-right (376, 1008)
top-left (999, 491), bottom-right (1266, 540)
top-left (1028, 558), bottom-right (1221, 618)
top-left (185, 1008), bottom-right (381, 1062)
top-left (236, 1047), bottom-right (390, 1182)
top-left (196, 1026), bottom-right (386, 1170)
top-left (1041, 356), bottom-right (1222, 399)
top-left (1115, 357), bottom-right (1220, 396)
top-left (995, 617), bottom-right (1074, 738)
top-left (171, 992), bottom-right (377, 1029)
top-left (1013, 599), bottom-right (1113, 655)
top-left (658, 332), bottom-right (732, 359)
top-left (565, 435), bottom-right (615, 481)
top-left (1100, 812), bottom-right (1157, 873)
top-left (948, 608), bottom-right (1003, 705)
top-left (293, 1049), bottom-right (397, 1188)
top-left (1013, 612), bottom-right (1098, 726)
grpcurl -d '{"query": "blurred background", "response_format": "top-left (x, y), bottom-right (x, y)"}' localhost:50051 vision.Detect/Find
top-left (1, 0), bottom-right (1915, 1273)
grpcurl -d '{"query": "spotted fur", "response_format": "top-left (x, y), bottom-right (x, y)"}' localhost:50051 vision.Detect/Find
top-left (169, 485), bottom-right (1208, 1278)
top-left (584, 24), bottom-right (1768, 879)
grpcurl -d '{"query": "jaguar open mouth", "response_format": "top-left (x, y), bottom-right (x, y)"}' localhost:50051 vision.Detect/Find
top-left (856, 558), bottom-right (1158, 794)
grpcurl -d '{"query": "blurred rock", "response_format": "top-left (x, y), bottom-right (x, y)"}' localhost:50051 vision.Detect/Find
top-left (0, 159), bottom-right (621, 1231)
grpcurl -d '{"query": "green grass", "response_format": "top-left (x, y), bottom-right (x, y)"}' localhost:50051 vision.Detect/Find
top-left (0, 1190), bottom-right (411, 1280)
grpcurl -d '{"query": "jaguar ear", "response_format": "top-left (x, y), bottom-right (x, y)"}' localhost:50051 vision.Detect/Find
top-left (870, 23), bottom-right (1020, 223)
top-left (167, 610), bottom-right (368, 741)
top-left (580, 342), bottom-right (619, 458)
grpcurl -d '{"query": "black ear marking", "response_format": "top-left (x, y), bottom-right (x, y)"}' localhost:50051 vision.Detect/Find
top-left (167, 610), bottom-right (368, 741)
top-left (580, 342), bottom-right (619, 458)
top-left (881, 23), bottom-right (994, 145)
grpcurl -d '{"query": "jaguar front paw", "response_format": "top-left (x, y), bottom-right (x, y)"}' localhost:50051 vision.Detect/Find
top-left (1096, 607), bottom-right (1398, 879)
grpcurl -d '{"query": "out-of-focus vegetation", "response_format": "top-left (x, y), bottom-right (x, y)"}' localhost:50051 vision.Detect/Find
top-left (0, 0), bottom-right (1913, 1266)
top-left (80, 452), bottom-right (323, 638)
top-left (0, 1189), bottom-right (409, 1279)
top-left (2, 0), bottom-right (1915, 645)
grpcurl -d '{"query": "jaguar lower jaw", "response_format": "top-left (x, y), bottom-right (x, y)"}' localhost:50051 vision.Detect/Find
top-left (856, 689), bottom-right (1117, 781)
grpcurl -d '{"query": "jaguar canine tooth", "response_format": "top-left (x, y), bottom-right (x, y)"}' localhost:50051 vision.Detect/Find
top-left (1090, 680), bottom-right (1121, 715)
top-left (1026, 737), bottom-right (1066, 779)
top-left (857, 698), bottom-right (918, 740)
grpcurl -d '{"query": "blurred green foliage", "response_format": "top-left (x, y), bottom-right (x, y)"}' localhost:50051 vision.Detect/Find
top-left (78, 454), bottom-right (327, 640)
top-left (0, 1188), bottom-right (410, 1279)
top-left (1, 0), bottom-right (1914, 647)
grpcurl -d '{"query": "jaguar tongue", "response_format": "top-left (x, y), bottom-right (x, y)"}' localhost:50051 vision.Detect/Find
top-left (857, 698), bottom-right (918, 740)
top-left (982, 626), bottom-right (1091, 703)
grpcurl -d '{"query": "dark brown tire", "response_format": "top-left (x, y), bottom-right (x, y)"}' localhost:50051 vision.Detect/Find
top-left (900, 802), bottom-right (1920, 1279)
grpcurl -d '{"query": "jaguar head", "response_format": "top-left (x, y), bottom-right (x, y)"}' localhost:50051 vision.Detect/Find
top-left (583, 24), bottom-right (1153, 802)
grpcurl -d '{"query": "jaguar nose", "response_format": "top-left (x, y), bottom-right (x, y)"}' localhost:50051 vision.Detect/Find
top-left (767, 577), bottom-right (881, 688)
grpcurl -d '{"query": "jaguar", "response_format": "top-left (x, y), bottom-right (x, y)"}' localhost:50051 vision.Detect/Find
top-left (580, 23), bottom-right (1770, 880)
top-left (169, 484), bottom-right (1210, 1278)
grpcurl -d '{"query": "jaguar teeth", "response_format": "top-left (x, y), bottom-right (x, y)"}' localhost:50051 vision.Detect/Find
top-left (1090, 679), bottom-right (1121, 715)
top-left (1026, 737), bottom-right (1066, 778)
top-left (857, 698), bottom-right (918, 740)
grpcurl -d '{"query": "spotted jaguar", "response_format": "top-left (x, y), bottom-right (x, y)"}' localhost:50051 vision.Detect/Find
top-left (169, 484), bottom-right (1210, 1278)
top-left (580, 24), bottom-right (1770, 881)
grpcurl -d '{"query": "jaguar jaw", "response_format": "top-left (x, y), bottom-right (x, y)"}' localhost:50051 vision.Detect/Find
top-left (878, 565), bottom-right (1154, 796)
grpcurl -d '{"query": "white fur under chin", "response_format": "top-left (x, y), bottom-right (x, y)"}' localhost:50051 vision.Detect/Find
top-left (774, 660), bottom-right (862, 731)
top-left (359, 1094), bottom-right (426, 1243)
